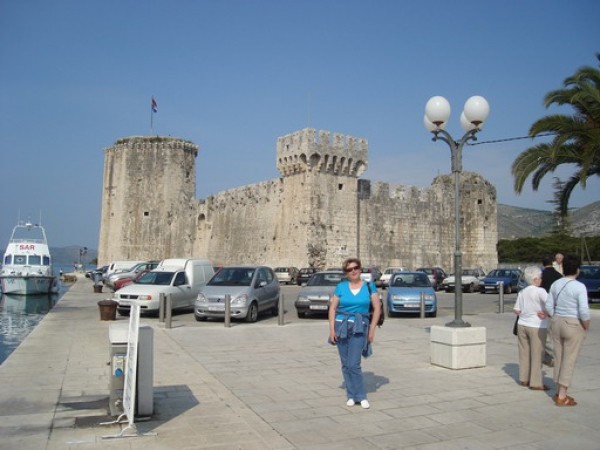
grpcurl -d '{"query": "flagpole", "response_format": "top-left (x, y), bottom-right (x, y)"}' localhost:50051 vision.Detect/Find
top-left (150, 97), bottom-right (154, 135)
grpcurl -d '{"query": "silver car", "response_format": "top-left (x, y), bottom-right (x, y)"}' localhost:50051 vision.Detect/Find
top-left (194, 266), bottom-right (280, 322)
top-left (294, 271), bottom-right (346, 318)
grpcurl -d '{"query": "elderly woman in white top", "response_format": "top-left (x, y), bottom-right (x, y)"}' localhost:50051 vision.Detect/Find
top-left (546, 254), bottom-right (590, 407)
top-left (513, 266), bottom-right (549, 390)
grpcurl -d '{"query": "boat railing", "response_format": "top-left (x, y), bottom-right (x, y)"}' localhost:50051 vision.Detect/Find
top-left (8, 238), bottom-right (47, 245)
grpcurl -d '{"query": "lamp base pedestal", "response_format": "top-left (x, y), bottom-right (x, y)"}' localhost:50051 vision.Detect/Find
top-left (430, 325), bottom-right (486, 370)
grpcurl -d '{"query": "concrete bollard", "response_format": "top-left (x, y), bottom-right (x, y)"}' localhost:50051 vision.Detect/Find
top-left (159, 293), bottom-right (165, 322)
top-left (420, 291), bottom-right (425, 319)
top-left (165, 294), bottom-right (172, 329)
top-left (224, 294), bottom-right (231, 328)
top-left (498, 281), bottom-right (505, 313)
top-left (278, 293), bottom-right (284, 326)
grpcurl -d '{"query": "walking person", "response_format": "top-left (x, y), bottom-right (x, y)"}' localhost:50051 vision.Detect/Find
top-left (541, 254), bottom-right (563, 366)
top-left (513, 266), bottom-right (549, 390)
top-left (329, 258), bottom-right (381, 409)
top-left (546, 254), bottom-right (590, 406)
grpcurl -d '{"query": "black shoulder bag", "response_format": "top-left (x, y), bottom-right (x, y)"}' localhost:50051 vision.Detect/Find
top-left (367, 282), bottom-right (384, 327)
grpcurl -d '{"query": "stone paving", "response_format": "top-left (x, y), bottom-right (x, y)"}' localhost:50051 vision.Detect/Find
top-left (0, 276), bottom-right (599, 449)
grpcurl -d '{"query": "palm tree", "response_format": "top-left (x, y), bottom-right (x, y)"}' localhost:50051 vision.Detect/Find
top-left (511, 54), bottom-right (600, 218)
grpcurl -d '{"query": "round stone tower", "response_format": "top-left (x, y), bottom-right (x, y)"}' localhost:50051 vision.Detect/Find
top-left (98, 136), bottom-right (199, 265)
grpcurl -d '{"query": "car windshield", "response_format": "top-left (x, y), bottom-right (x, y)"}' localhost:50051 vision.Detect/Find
top-left (136, 271), bottom-right (176, 286)
top-left (487, 269), bottom-right (512, 278)
top-left (307, 273), bottom-right (346, 286)
top-left (391, 273), bottom-right (431, 287)
top-left (579, 267), bottom-right (600, 279)
top-left (209, 267), bottom-right (255, 286)
top-left (463, 269), bottom-right (478, 276)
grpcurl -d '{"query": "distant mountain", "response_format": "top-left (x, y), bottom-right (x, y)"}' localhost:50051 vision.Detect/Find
top-left (49, 246), bottom-right (99, 266)
top-left (498, 201), bottom-right (600, 239)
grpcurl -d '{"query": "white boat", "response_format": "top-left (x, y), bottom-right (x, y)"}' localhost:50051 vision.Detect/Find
top-left (0, 220), bottom-right (57, 295)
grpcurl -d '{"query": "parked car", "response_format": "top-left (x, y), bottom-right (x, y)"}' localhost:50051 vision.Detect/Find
top-left (379, 267), bottom-right (408, 289)
top-left (360, 266), bottom-right (382, 287)
top-left (113, 269), bottom-right (152, 291)
top-left (115, 259), bottom-right (214, 315)
top-left (578, 265), bottom-right (600, 302)
top-left (414, 267), bottom-right (447, 291)
top-left (274, 267), bottom-right (299, 285)
top-left (86, 265), bottom-right (107, 280)
top-left (387, 271), bottom-right (437, 317)
top-left (441, 268), bottom-right (486, 293)
top-left (296, 267), bottom-right (318, 286)
top-left (102, 260), bottom-right (147, 284)
top-left (479, 268), bottom-right (522, 294)
top-left (194, 266), bottom-right (280, 322)
top-left (295, 271), bottom-right (346, 318)
top-left (104, 261), bottom-right (160, 291)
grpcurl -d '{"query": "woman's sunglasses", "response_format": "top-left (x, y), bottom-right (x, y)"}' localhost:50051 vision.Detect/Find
top-left (344, 265), bottom-right (361, 273)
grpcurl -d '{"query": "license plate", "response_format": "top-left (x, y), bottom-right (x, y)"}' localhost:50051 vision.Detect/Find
top-left (208, 305), bottom-right (225, 312)
top-left (310, 305), bottom-right (328, 310)
top-left (403, 303), bottom-right (420, 308)
top-left (118, 300), bottom-right (131, 306)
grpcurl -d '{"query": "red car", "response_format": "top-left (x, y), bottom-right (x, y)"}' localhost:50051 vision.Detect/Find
top-left (113, 269), bottom-right (151, 291)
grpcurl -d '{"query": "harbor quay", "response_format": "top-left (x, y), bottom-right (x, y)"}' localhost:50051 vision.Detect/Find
top-left (0, 276), bottom-right (599, 449)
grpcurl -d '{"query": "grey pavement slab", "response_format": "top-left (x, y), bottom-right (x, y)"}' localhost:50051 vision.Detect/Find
top-left (0, 276), bottom-right (598, 449)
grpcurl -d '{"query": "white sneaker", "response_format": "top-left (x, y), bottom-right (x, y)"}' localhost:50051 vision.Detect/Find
top-left (346, 399), bottom-right (355, 406)
top-left (360, 400), bottom-right (370, 409)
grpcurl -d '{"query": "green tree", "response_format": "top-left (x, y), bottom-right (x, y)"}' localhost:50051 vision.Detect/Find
top-left (511, 54), bottom-right (600, 218)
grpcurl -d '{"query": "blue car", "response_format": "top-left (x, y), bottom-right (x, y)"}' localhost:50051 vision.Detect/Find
top-left (479, 268), bottom-right (522, 294)
top-left (578, 265), bottom-right (600, 303)
top-left (387, 272), bottom-right (437, 317)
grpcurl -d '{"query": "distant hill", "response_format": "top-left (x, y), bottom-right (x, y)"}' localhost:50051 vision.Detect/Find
top-left (49, 246), bottom-right (99, 266)
top-left (498, 201), bottom-right (600, 239)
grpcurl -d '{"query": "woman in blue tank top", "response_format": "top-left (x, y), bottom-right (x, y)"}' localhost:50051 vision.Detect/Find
top-left (328, 258), bottom-right (381, 409)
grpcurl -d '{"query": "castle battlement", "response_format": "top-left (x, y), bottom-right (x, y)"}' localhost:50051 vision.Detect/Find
top-left (106, 136), bottom-right (199, 156)
top-left (276, 128), bottom-right (368, 177)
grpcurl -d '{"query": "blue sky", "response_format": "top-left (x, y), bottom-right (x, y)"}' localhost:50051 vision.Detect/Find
top-left (1, 0), bottom-right (598, 248)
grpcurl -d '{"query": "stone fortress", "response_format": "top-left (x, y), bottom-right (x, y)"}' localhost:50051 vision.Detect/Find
top-left (98, 128), bottom-right (498, 272)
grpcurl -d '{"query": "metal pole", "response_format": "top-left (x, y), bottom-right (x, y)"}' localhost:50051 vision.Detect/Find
top-left (165, 294), bottom-right (172, 329)
top-left (278, 293), bottom-right (284, 326)
top-left (420, 291), bottom-right (425, 319)
top-left (224, 294), bottom-right (231, 328)
top-left (498, 282), bottom-right (504, 313)
top-left (159, 293), bottom-right (165, 322)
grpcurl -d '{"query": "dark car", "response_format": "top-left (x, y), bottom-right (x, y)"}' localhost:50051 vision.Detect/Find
top-left (578, 265), bottom-right (600, 302)
top-left (296, 267), bottom-right (318, 286)
top-left (479, 268), bottom-right (522, 294)
top-left (415, 267), bottom-right (447, 291)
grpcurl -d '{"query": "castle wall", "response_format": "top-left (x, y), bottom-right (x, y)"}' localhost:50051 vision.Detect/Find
top-left (98, 129), bottom-right (498, 273)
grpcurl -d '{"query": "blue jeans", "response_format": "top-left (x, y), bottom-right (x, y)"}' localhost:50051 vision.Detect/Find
top-left (337, 331), bottom-right (367, 401)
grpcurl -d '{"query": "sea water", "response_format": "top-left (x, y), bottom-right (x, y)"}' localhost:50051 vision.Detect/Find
top-left (0, 264), bottom-right (94, 365)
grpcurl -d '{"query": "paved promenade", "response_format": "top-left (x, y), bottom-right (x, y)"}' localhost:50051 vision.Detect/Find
top-left (1, 276), bottom-right (599, 450)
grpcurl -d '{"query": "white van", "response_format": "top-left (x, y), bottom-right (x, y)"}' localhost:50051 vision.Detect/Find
top-left (113, 258), bottom-right (214, 315)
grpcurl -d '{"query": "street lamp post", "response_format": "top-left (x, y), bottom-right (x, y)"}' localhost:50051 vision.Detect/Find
top-left (424, 95), bottom-right (490, 328)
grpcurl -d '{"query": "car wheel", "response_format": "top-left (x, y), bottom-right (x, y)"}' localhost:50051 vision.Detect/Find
top-left (504, 284), bottom-right (512, 295)
top-left (297, 310), bottom-right (306, 318)
top-left (387, 310), bottom-right (396, 318)
top-left (245, 302), bottom-right (258, 323)
top-left (117, 309), bottom-right (130, 317)
top-left (465, 283), bottom-right (474, 293)
top-left (271, 299), bottom-right (279, 316)
top-left (195, 315), bottom-right (207, 321)
top-left (428, 310), bottom-right (437, 318)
